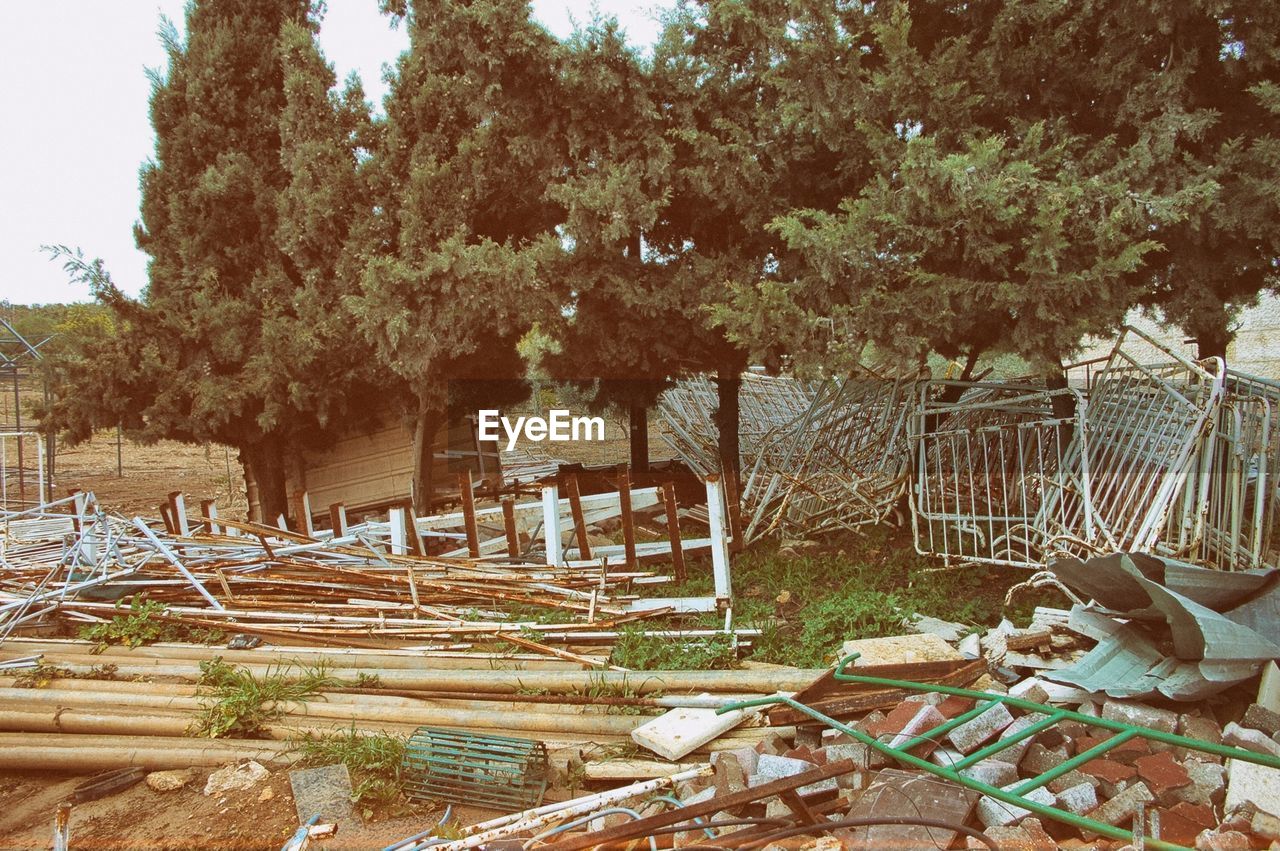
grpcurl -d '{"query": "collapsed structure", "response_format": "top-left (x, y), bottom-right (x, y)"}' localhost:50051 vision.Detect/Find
top-left (659, 326), bottom-right (1280, 572)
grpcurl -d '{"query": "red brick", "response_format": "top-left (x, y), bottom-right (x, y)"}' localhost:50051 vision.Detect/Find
top-left (937, 695), bottom-right (976, 719)
top-left (1079, 758), bottom-right (1137, 785)
top-left (1157, 802), bottom-right (1216, 847)
top-left (1074, 734), bottom-right (1150, 763)
top-left (1133, 751), bottom-right (1191, 796)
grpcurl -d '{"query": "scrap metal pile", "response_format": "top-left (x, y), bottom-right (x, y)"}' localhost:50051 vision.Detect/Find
top-left (659, 326), bottom-right (1280, 571)
top-left (0, 477), bottom-right (738, 663)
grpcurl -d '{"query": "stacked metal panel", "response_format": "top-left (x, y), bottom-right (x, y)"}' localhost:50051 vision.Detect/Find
top-left (910, 382), bottom-right (1088, 568)
top-left (658, 326), bottom-right (1279, 571)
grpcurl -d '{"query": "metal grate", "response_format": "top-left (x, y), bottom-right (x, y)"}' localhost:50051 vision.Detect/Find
top-left (402, 727), bottom-right (548, 812)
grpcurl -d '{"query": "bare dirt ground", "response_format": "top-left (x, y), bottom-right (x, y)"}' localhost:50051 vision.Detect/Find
top-left (0, 767), bottom-right (472, 850)
top-left (52, 432), bottom-right (248, 517)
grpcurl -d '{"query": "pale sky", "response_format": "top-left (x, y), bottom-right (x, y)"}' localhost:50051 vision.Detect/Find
top-left (0, 1), bottom-right (669, 306)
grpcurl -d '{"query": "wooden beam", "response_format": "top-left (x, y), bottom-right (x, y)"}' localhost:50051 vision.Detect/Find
top-left (200, 499), bottom-right (220, 535)
top-left (328, 503), bottom-right (348, 536)
top-left (661, 482), bottom-right (686, 583)
top-left (166, 491), bottom-right (189, 537)
top-left (458, 472), bottom-right (481, 558)
top-left (501, 498), bottom-right (519, 558)
top-left (565, 473), bottom-right (592, 560)
top-left (618, 465), bottom-right (637, 570)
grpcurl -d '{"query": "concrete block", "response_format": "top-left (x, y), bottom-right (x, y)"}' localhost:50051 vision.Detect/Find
top-left (947, 702), bottom-right (1015, 754)
top-left (713, 752), bottom-right (747, 796)
top-left (631, 701), bottom-right (754, 760)
top-left (749, 754), bottom-right (835, 796)
top-left (711, 746), bottom-right (758, 776)
top-left (1086, 780), bottom-right (1154, 828)
top-left (976, 785), bottom-right (1055, 828)
top-left (987, 714), bottom-right (1039, 766)
top-left (1223, 722), bottom-right (1280, 758)
top-left (1194, 829), bottom-right (1252, 850)
top-left (960, 759), bottom-right (1020, 788)
top-left (1102, 700), bottom-right (1177, 733)
top-left (1225, 757), bottom-right (1280, 818)
top-left (1056, 781), bottom-right (1098, 815)
top-left (1170, 759), bottom-right (1227, 808)
top-left (825, 742), bottom-right (882, 771)
top-left (1048, 769), bottom-right (1100, 795)
top-left (1177, 714), bottom-right (1225, 762)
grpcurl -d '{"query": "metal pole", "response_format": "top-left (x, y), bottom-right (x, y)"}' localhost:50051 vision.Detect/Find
top-left (12, 370), bottom-right (24, 505)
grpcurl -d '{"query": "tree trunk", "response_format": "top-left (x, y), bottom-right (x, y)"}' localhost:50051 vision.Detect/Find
top-left (1046, 359), bottom-right (1077, 448)
top-left (1195, 324), bottom-right (1231, 365)
top-left (714, 369), bottom-right (741, 479)
top-left (628, 403), bottom-right (649, 475)
top-left (412, 398), bottom-right (444, 516)
top-left (243, 437), bottom-right (288, 526)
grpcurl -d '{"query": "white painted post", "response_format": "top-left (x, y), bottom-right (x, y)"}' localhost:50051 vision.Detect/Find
top-left (202, 500), bottom-right (221, 535)
top-left (36, 435), bottom-right (46, 505)
top-left (300, 491), bottom-right (315, 537)
top-left (706, 475), bottom-right (732, 606)
top-left (542, 484), bottom-right (562, 566)
top-left (171, 492), bottom-right (190, 537)
top-left (389, 505), bottom-right (409, 556)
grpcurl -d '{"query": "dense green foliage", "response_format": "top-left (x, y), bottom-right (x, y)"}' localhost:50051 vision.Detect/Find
top-left (42, 0), bottom-right (1278, 496)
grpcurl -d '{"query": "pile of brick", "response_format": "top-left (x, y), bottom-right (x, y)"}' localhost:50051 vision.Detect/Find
top-left (653, 692), bottom-right (1280, 850)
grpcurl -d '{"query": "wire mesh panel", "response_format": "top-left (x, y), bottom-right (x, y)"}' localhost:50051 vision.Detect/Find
top-left (741, 376), bottom-right (915, 542)
top-left (1195, 371), bottom-right (1280, 570)
top-left (911, 382), bottom-right (1088, 567)
top-left (1061, 326), bottom-right (1224, 557)
top-left (658, 372), bottom-right (916, 544)
top-left (402, 727), bottom-right (548, 811)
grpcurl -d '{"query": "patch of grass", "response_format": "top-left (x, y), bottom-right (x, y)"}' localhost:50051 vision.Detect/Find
top-left (14, 661), bottom-right (145, 688)
top-left (194, 657), bottom-right (336, 738)
top-left (609, 627), bottom-right (737, 670)
top-left (78, 598), bottom-right (225, 652)
top-left (294, 728), bottom-right (407, 809)
top-left (639, 525), bottom-right (1062, 669)
top-left (580, 672), bottom-right (661, 715)
top-left (355, 672), bottom-right (382, 688)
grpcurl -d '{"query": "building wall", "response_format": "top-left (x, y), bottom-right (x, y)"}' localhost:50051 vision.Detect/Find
top-left (282, 414), bottom-right (500, 522)
top-left (1073, 295), bottom-right (1280, 379)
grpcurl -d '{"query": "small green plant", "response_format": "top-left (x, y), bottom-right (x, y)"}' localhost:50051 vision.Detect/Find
top-left (294, 728), bottom-right (408, 808)
top-left (579, 672), bottom-right (659, 715)
top-left (78, 597), bottom-right (225, 652)
top-left (194, 657), bottom-right (336, 738)
top-left (355, 672), bottom-right (382, 688)
top-left (609, 627), bottom-right (737, 670)
top-left (79, 599), bottom-right (178, 650)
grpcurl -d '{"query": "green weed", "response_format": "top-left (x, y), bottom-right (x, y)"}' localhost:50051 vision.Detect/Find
top-left (609, 627), bottom-right (737, 670)
top-left (293, 727), bottom-right (408, 809)
top-left (78, 598), bottom-right (225, 651)
top-left (194, 657), bottom-right (336, 738)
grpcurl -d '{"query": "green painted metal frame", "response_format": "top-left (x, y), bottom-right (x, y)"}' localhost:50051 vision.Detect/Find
top-left (402, 726), bottom-right (549, 811)
top-left (720, 653), bottom-right (1280, 850)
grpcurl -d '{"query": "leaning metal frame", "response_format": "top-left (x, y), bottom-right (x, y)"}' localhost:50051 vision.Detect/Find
top-left (910, 381), bottom-right (1090, 568)
top-left (1060, 326), bottom-right (1224, 559)
top-left (1193, 370), bottom-right (1280, 570)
